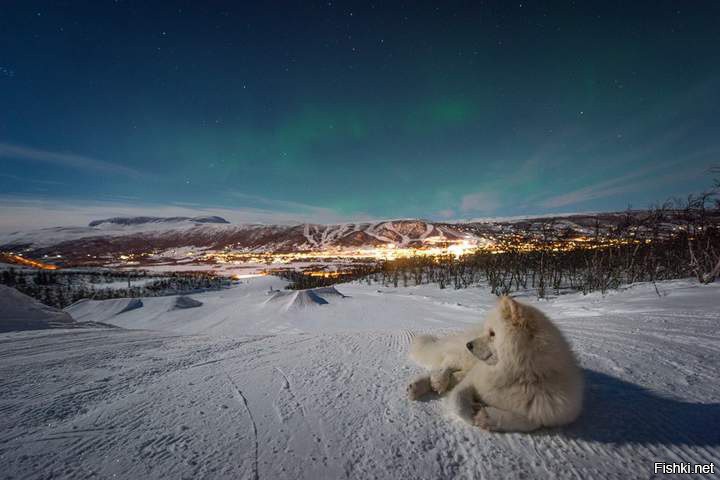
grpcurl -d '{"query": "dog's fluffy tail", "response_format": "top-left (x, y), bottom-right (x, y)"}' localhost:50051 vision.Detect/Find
top-left (408, 334), bottom-right (445, 369)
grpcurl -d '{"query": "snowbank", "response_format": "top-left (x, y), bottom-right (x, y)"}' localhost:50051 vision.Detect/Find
top-left (311, 286), bottom-right (347, 298)
top-left (173, 296), bottom-right (203, 309)
top-left (0, 285), bottom-right (75, 332)
top-left (265, 289), bottom-right (330, 310)
top-left (118, 298), bottom-right (143, 314)
top-left (65, 297), bottom-right (144, 321)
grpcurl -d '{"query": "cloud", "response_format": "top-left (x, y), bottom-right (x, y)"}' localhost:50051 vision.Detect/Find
top-left (0, 172), bottom-right (66, 186)
top-left (0, 142), bottom-right (144, 178)
top-left (540, 158), bottom-right (712, 209)
top-left (0, 195), bottom-right (376, 234)
top-left (225, 191), bottom-right (342, 217)
top-left (434, 209), bottom-right (456, 219)
top-left (460, 191), bottom-right (501, 213)
top-left (541, 168), bottom-right (657, 209)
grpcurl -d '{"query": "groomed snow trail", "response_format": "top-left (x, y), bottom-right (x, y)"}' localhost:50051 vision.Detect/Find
top-left (1, 279), bottom-right (719, 479)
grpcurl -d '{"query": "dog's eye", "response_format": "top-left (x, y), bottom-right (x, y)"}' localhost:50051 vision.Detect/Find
top-left (489, 330), bottom-right (495, 338)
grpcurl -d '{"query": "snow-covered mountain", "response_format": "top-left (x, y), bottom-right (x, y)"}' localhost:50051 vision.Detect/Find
top-left (1, 211), bottom-right (714, 267)
top-left (0, 218), bottom-right (473, 263)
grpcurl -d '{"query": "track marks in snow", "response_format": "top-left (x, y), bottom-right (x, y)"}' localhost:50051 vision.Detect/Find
top-left (274, 366), bottom-right (306, 421)
top-left (226, 373), bottom-right (259, 480)
top-left (271, 365), bottom-right (334, 475)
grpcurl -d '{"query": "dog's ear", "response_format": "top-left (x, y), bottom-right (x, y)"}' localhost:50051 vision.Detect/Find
top-left (498, 296), bottom-right (532, 330)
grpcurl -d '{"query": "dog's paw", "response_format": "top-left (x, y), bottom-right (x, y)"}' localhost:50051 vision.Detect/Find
top-left (430, 372), bottom-right (450, 394)
top-left (406, 378), bottom-right (429, 401)
top-left (473, 407), bottom-right (498, 431)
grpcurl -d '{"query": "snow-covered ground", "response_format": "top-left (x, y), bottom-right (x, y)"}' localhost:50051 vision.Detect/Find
top-left (1, 278), bottom-right (718, 479)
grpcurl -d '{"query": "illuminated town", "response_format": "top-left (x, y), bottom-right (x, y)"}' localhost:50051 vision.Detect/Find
top-left (193, 235), bottom-right (651, 267)
top-left (3, 208), bottom-right (708, 282)
top-left (0, 232), bottom-right (660, 280)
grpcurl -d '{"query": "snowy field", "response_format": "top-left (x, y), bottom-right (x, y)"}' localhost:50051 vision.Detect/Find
top-left (1, 277), bottom-right (719, 479)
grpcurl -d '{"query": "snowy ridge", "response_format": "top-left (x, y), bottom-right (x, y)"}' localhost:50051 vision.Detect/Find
top-left (0, 219), bottom-right (467, 253)
top-left (89, 216), bottom-right (230, 227)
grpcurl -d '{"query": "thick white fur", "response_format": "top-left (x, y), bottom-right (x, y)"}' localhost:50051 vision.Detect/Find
top-left (407, 296), bottom-right (583, 433)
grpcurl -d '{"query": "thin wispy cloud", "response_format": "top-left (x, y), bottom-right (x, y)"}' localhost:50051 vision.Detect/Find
top-left (224, 191), bottom-right (377, 224)
top-left (227, 191), bottom-right (335, 214)
top-left (0, 142), bottom-right (144, 178)
top-left (434, 209), bottom-right (456, 219)
top-left (460, 191), bottom-right (502, 213)
top-left (0, 172), bottom-right (66, 186)
top-left (540, 157), bottom-right (713, 209)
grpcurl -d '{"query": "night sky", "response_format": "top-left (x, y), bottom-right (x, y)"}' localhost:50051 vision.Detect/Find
top-left (1, 1), bottom-right (719, 230)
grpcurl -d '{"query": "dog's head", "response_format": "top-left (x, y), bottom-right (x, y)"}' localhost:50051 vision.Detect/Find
top-left (465, 296), bottom-right (536, 365)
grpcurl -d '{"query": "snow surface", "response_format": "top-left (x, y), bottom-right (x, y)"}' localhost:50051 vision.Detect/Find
top-left (1, 278), bottom-right (719, 479)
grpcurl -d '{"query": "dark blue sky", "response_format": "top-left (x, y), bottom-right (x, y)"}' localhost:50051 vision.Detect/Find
top-left (1, 1), bottom-right (719, 230)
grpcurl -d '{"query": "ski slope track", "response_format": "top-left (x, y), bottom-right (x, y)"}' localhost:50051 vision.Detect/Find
top-left (0, 278), bottom-right (718, 479)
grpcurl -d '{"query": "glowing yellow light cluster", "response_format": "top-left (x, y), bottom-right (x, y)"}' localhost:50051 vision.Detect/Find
top-left (0, 253), bottom-right (60, 270)
top-left (189, 235), bottom-right (653, 266)
top-left (198, 237), bottom-right (487, 265)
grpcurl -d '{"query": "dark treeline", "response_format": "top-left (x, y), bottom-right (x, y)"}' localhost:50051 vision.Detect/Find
top-left (280, 190), bottom-right (720, 298)
top-left (369, 197), bottom-right (720, 298)
top-left (0, 269), bottom-right (231, 309)
top-left (276, 266), bottom-right (379, 290)
top-left (282, 193), bottom-right (719, 297)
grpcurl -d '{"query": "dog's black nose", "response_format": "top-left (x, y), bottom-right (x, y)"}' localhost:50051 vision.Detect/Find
top-left (466, 342), bottom-right (474, 351)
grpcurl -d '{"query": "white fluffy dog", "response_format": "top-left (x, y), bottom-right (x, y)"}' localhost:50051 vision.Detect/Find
top-left (407, 296), bottom-right (583, 432)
